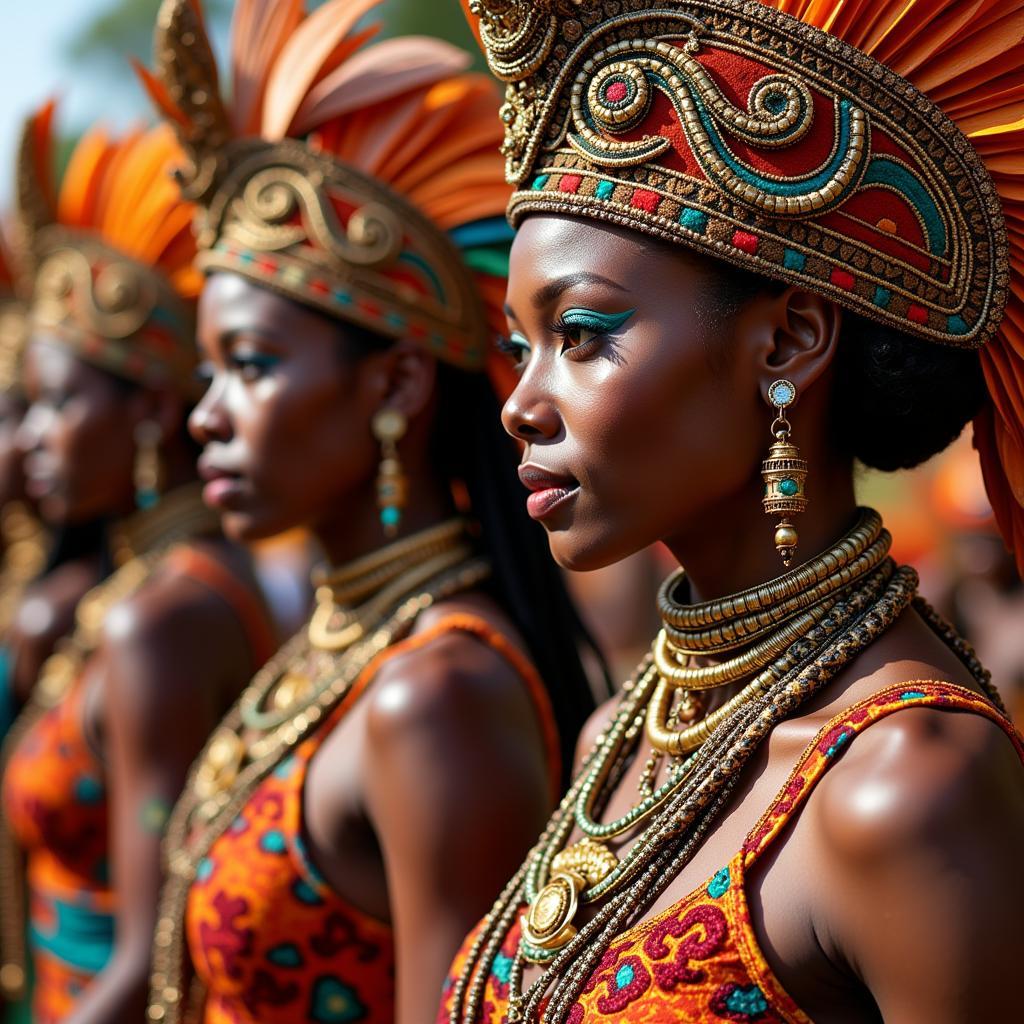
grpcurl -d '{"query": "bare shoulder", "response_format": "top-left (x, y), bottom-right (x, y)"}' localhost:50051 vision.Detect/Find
top-left (364, 594), bottom-right (535, 752)
top-left (810, 695), bottom-right (1024, 865)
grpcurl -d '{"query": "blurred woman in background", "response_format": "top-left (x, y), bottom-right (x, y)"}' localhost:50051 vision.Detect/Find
top-left (138, 0), bottom-right (603, 1020)
top-left (0, 105), bottom-right (274, 1024)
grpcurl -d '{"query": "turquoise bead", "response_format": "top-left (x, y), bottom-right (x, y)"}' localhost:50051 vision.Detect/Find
top-left (779, 477), bottom-right (799, 497)
top-left (381, 507), bottom-right (401, 528)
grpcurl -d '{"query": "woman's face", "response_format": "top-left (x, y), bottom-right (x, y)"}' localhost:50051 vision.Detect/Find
top-left (0, 388), bottom-right (27, 510)
top-left (501, 215), bottom-right (766, 572)
top-left (190, 272), bottom-right (382, 542)
top-left (18, 339), bottom-right (137, 525)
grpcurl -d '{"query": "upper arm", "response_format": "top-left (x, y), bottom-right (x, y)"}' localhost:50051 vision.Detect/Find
top-left (99, 579), bottom-right (235, 950)
top-left (361, 633), bottom-right (553, 1022)
top-left (811, 707), bottom-right (1024, 1021)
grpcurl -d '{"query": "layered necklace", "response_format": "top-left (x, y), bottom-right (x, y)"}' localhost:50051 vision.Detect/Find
top-left (148, 518), bottom-right (490, 1024)
top-left (447, 508), bottom-right (990, 1024)
top-left (0, 502), bottom-right (46, 638)
top-left (0, 482), bottom-right (219, 1002)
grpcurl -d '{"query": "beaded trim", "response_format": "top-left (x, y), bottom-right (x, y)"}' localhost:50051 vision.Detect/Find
top-left (468, 0), bottom-right (1009, 349)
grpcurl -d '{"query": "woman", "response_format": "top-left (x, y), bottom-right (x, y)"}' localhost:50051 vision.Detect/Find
top-left (442, 0), bottom-right (1024, 1021)
top-left (0, 227), bottom-right (46, 739)
top-left (139, 1), bottom-right (601, 1022)
top-left (0, 105), bottom-right (274, 1024)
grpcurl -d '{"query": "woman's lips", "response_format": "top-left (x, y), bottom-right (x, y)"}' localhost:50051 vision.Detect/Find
top-left (198, 461), bottom-right (247, 510)
top-left (519, 465), bottom-right (580, 521)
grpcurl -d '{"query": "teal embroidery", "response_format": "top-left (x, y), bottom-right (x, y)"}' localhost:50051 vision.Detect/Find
top-left (680, 206), bottom-right (709, 234)
top-left (196, 857), bottom-right (215, 883)
top-left (596, 179), bottom-right (616, 200)
top-left (308, 976), bottom-right (366, 1023)
top-left (292, 879), bottom-right (324, 906)
top-left (873, 286), bottom-right (892, 308)
top-left (615, 962), bottom-right (636, 989)
top-left (74, 776), bottom-right (103, 804)
top-left (532, 174), bottom-right (551, 190)
top-left (725, 985), bottom-right (769, 1016)
top-left (900, 690), bottom-right (927, 700)
top-left (260, 829), bottom-right (288, 854)
top-left (947, 315), bottom-right (968, 335)
top-left (783, 248), bottom-right (806, 271)
top-left (492, 952), bottom-right (513, 984)
top-left (826, 730), bottom-right (852, 757)
top-left (267, 942), bottom-right (304, 968)
top-left (861, 156), bottom-right (947, 256)
top-left (707, 866), bottom-right (732, 899)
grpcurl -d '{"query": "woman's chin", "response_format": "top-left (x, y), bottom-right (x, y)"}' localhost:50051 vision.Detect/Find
top-left (547, 530), bottom-right (631, 575)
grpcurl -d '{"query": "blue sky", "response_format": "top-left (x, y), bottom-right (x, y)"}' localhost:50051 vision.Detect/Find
top-left (0, 2), bottom-right (229, 197)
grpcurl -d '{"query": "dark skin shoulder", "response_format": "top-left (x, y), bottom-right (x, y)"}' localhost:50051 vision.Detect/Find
top-left (304, 590), bottom-right (553, 1023)
top-left (63, 536), bottom-right (261, 1024)
top-left (7, 553), bottom-right (103, 705)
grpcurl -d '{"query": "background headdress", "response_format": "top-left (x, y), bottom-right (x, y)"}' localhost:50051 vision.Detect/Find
top-left (463, 0), bottom-right (1024, 573)
top-left (15, 102), bottom-right (201, 395)
top-left (0, 225), bottom-right (28, 394)
top-left (138, 0), bottom-right (513, 372)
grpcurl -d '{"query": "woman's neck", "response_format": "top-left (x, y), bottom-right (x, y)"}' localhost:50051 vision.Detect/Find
top-left (663, 458), bottom-right (860, 606)
top-left (313, 467), bottom-right (458, 569)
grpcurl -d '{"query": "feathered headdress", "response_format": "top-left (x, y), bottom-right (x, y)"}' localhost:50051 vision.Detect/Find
top-left (0, 225), bottom-right (28, 393)
top-left (137, 0), bottom-right (513, 371)
top-left (15, 102), bottom-right (201, 395)
top-left (462, 0), bottom-right (1024, 574)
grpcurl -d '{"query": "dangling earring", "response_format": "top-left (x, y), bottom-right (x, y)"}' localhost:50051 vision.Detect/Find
top-left (761, 379), bottom-right (808, 568)
top-left (133, 420), bottom-right (164, 511)
top-left (372, 408), bottom-right (408, 539)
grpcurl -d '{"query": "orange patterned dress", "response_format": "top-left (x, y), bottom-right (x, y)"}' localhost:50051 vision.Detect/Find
top-left (2, 547), bottom-right (273, 1024)
top-left (439, 681), bottom-right (1024, 1023)
top-left (187, 614), bottom-right (560, 1024)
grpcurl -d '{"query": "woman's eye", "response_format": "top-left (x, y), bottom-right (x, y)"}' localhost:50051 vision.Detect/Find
top-left (555, 308), bottom-right (636, 358)
top-left (496, 332), bottom-right (531, 368)
top-left (230, 353), bottom-right (280, 381)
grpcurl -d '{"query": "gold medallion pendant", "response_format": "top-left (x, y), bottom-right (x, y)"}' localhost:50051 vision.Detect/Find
top-left (520, 838), bottom-right (618, 960)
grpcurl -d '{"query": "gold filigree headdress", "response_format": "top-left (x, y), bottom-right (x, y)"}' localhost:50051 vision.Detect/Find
top-left (463, 0), bottom-right (1024, 573)
top-left (15, 102), bottom-right (201, 395)
top-left (138, 0), bottom-right (514, 371)
top-left (0, 225), bottom-right (27, 394)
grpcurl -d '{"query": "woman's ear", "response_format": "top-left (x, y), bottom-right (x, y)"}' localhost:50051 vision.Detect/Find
top-left (744, 286), bottom-right (842, 402)
top-left (130, 386), bottom-right (185, 446)
top-left (372, 340), bottom-right (438, 424)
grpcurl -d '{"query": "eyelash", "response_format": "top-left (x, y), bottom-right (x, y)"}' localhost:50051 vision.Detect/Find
top-left (230, 353), bottom-right (280, 380)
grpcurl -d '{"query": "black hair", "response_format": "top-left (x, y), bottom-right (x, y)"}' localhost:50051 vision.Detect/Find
top-left (336, 319), bottom-right (606, 787)
top-left (703, 259), bottom-right (986, 471)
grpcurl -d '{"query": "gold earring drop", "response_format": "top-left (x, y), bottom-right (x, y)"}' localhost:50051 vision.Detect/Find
top-left (372, 408), bottom-right (408, 538)
top-left (761, 379), bottom-right (808, 567)
top-left (134, 420), bottom-right (164, 510)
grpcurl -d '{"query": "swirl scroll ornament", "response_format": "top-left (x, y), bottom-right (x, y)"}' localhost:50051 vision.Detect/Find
top-left (33, 246), bottom-right (157, 342)
top-left (570, 40), bottom-right (869, 217)
top-left (224, 164), bottom-right (402, 270)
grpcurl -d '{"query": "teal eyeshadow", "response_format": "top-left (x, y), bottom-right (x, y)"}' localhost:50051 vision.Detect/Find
top-left (560, 308), bottom-right (636, 333)
top-left (508, 331), bottom-right (531, 350)
top-left (235, 353), bottom-right (282, 368)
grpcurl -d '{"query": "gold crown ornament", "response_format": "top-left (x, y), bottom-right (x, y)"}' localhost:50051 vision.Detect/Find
top-left (14, 103), bottom-right (201, 395)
